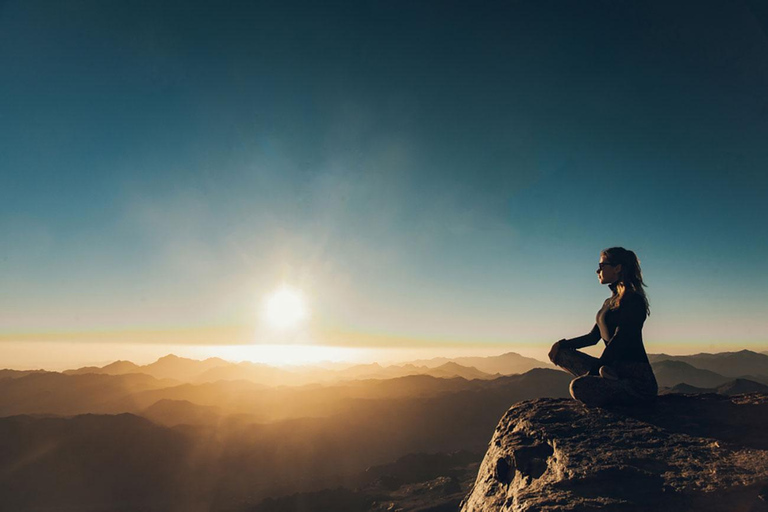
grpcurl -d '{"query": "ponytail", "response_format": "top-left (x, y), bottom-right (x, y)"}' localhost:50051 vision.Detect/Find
top-left (602, 247), bottom-right (650, 315)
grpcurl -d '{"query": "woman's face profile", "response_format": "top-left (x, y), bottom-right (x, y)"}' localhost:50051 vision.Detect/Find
top-left (597, 254), bottom-right (621, 285)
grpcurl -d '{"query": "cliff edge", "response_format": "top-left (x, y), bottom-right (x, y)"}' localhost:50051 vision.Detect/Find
top-left (461, 394), bottom-right (768, 512)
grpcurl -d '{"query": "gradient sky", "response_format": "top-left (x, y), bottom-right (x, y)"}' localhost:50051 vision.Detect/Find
top-left (2, 0), bottom-right (768, 367)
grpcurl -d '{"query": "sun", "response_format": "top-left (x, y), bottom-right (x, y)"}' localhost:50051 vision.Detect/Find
top-left (262, 285), bottom-right (309, 331)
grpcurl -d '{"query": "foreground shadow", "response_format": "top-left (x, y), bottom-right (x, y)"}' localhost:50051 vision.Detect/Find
top-left (608, 393), bottom-right (768, 449)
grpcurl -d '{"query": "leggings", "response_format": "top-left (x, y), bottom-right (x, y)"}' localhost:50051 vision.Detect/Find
top-left (552, 347), bottom-right (658, 407)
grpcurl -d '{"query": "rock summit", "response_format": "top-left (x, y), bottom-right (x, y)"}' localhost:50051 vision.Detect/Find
top-left (461, 393), bottom-right (768, 512)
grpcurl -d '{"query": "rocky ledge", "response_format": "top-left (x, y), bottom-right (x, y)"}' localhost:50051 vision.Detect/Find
top-left (461, 393), bottom-right (768, 512)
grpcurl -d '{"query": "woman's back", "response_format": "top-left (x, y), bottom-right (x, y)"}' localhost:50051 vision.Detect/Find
top-left (597, 291), bottom-right (651, 366)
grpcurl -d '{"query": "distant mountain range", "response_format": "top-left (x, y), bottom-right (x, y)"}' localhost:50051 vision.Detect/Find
top-left (7, 349), bottom-right (768, 410)
top-left (63, 354), bottom-right (230, 381)
top-left (0, 369), bottom-right (46, 380)
top-left (402, 352), bottom-right (548, 375)
top-left (662, 378), bottom-right (768, 396)
top-left (2, 349), bottom-right (768, 512)
top-left (59, 351), bottom-right (551, 386)
top-left (0, 362), bottom-right (562, 421)
top-left (0, 368), bottom-right (572, 512)
top-left (52, 349), bottom-right (768, 391)
top-left (650, 360), bottom-right (733, 388)
top-left (647, 350), bottom-right (768, 392)
top-left (648, 349), bottom-right (768, 378)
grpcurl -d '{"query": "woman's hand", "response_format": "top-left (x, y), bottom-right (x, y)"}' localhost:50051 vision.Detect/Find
top-left (548, 339), bottom-right (567, 364)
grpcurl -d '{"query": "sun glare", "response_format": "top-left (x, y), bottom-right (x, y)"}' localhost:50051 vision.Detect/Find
top-left (262, 285), bottom-right (309, 331)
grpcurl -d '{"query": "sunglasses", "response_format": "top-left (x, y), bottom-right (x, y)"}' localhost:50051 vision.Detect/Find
top-left (597, 262), bottom-right (616, 270)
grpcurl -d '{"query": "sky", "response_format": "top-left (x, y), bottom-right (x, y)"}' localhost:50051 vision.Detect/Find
top-left (2, 0), bottom-right (768, 368)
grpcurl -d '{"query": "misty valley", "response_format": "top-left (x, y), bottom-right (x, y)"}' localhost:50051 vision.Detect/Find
top-left (2, 350), bottom-right (768, 511)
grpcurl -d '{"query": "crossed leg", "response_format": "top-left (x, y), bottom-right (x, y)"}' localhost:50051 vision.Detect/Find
top-left (550, 345), bottom-right (638, 406)
top-left (550, 346), bottom-right (600, 378)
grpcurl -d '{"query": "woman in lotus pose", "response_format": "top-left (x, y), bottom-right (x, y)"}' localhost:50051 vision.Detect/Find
top-left (549, 247), bottom-right (657, 406)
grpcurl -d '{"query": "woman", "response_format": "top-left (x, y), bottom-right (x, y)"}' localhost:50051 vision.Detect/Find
top-left (548, 247), bottom-right (658, 407)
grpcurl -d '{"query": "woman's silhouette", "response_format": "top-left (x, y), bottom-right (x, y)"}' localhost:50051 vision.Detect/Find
top-left (549, 247), bottom-right (658, 406)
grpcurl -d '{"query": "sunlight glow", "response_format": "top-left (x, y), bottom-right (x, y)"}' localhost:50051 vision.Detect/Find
top-left (211, 343), bottom-right (363, 366)
top-left (262, 285), bottom-right (309, 331)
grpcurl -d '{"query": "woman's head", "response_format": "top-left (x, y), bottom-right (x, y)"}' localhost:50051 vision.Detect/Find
top-left (597, 247), bottom-right (650, 313)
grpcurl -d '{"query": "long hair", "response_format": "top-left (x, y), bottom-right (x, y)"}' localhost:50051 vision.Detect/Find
top-left (602, 247), bottom-right (650, 315)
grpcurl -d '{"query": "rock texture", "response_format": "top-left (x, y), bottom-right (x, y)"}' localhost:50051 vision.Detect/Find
top-left (461, 393), bottom-right (768, 512)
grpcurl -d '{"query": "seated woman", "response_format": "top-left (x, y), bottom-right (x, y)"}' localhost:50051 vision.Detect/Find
top-left (549, 247), bottom-right (658, 407)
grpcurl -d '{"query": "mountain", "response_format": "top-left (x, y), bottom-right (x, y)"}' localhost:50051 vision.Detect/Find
top-left (194, 360), bottom-right (492, 385)
top-left (0, 372), bottom-right (180, 416)
top-left (0, 413), bottom-right (196, 512)
top-left (649, 350), bottom-right (768, 378)
top-left (127, 370), bottom-right (567, 423)
top-left (65, 354), bottom-right (230, 381)
top-left (194, 360), bottom-right (295, 385)
top-left (740, 374), bottom-right (768, 385)
top-left (0, 368), bottom-right (573, 512)
top-left (662, 378), bottom-right (768, 396)
top-left (0, 363), bottom-right (570, 425)
top-left (141, 354), bottom-right (231, 381)
top-left (461, 394), bottom-right (768, 511)
top-left (715, 378), bottom-right (768, 395)
top-left (405, 352), bottom-right (550, 375)
top-left (64, 355), bottom-right (499, 386)
top-left (64, 359), bottom-right (142, 376)
top-left (0, 369), bottom-right (48, 380)
top-left (662, 382), bottom-right (710, 395)
top-left (251, 451), bottom-right (482, 512)
top-left (424, 362), bottom-right (493, 380)
top-left (651, 360), bottom-right (731, 388)
top-left (142, 399), bottom-right (226, 427)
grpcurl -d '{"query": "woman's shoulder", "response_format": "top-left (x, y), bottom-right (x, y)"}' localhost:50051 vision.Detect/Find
top-left (620, 291), bottom-right (647, 313)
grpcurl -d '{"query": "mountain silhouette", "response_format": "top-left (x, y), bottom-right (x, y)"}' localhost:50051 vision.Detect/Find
top-left (664, 378), bottom-right (768, 396)
top-left (649, 350), bottom-right (768, 379)
top-left (0, 372), bottom-right (179, 416)
top-left (651, 360), bottom-right (731, 388)
top-left (65, 359), bottom-right (142, 376)
top-left (403, 352), bottom-right (549, 375)
top-left (61, 352), bottom-right (545, 386)
top-left (0, 368), bottom-right (572, 512)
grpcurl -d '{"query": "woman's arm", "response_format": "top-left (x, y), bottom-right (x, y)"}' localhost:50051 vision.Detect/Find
top-left (559, 324), bottom-right (601, 349)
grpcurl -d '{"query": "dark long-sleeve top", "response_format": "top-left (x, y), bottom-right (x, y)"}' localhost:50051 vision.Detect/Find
top-left (560, 285), bottom-right (651, 369)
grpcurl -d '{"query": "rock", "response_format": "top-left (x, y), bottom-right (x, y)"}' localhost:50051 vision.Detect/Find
top-left (461, 394), bottom-right (768, 512)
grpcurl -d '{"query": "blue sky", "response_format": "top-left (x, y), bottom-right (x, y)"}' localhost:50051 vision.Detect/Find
top-left (1, 0), bottom-right (767, 364)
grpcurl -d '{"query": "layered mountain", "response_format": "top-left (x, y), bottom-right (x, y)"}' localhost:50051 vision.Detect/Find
top-left (0, 371), bottom-right (179, 416)
top-left (64, 359), bottom-right (142, 375)
top-left (0, 363), bottom-right (569, 421)
top-left (650, 360), bottom-right (732, 388)
top-left (60, 351), bottom-right (546, 386)
top-left (403, 352), bottom-right (550, 375)
top-left (649, 350), bottom-right (768, 379)
top-left (64, 354), bottom-right (230, 381)
top-left (0, 369), bottom-right (47, 380)
top-left (0, 368), bottom-right (572, 512)
top-left (663, 378), bottom-right (768, 396)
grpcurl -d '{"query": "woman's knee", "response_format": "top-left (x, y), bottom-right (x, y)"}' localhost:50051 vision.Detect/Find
top-left (549, 341), bottom-right (565, 365)
top-left (548, 344), bottom-right (558, 364)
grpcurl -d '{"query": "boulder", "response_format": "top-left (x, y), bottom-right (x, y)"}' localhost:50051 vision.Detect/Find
top-left (461, 393), bottom-right (768, 512)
